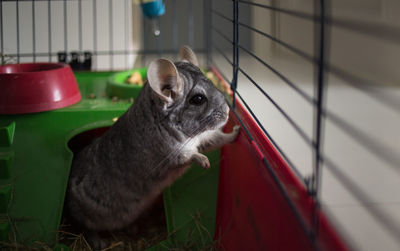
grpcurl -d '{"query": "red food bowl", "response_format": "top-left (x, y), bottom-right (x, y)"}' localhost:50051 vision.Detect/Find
top-left (0, 63), bottom-right (81, 114)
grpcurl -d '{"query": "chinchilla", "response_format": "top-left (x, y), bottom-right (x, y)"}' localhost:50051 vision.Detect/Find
top-left (66, 46), bottom-right (240, 249)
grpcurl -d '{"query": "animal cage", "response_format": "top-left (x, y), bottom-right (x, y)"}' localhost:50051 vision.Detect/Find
top-left (0, 0), bottom-right (400, 250)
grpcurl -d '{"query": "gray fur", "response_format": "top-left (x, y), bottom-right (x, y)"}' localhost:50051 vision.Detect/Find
top-left (67, 48), bottom-right (239, 249)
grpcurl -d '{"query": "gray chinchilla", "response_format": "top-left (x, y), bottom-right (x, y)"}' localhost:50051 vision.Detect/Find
top-left (66, 46), bottom-right (240, 249)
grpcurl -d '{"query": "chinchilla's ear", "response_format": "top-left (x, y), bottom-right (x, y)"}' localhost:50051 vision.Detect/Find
top-left (147, 58), bottom-right (183, 104)
top-left (179, 46), bottom-right (199, 67)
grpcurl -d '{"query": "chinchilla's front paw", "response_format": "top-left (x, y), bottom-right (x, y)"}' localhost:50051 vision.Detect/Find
top-left (230, 125), bottom-right (241, 142)
top-left (192, 153), bottom-right (211, 169)
top-left (233, 125), bottom-right (240, 135)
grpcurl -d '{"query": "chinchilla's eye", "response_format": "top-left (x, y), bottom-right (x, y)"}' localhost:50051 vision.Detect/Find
top-left (189, 94), bottom-right (207, 105)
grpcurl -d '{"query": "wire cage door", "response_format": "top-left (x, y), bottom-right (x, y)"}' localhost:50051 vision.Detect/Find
top-left (209, 1), bottom-right (400, 251)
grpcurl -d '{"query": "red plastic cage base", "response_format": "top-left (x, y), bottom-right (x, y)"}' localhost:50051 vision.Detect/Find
top-left (212, 67), bottom-right (348, 251)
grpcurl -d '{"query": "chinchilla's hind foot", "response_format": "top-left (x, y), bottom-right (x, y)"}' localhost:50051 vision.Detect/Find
top-left (86, 230), bottom-right (110, 251)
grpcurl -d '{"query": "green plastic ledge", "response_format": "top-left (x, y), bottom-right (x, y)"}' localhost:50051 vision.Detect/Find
top-left (0, 122), bottom-right (16, 147)
top-left (0, 152), bottom-right (13, 179)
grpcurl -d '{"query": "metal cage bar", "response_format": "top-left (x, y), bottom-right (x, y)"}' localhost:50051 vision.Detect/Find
top-left (31, 0), bottom-right (36, 62)
top-left (16, 0), bottom-right (20, 64)
top-left (0, 1), bottom-right (3, 62)
top-left (311, 0), bottom-right (330, 237)
top-left (108, 0), bottom-right (113, 70)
